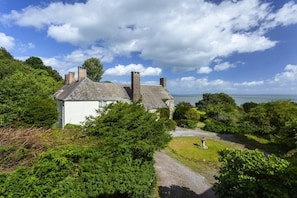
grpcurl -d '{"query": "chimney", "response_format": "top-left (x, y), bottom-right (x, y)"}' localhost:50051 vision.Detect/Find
top-left (131, 72), bottom-right (141, 101)
top-left (160, 77), bottom-right (166, 89)
top-left (78, 67), bottom-right (87, 81)
top-left (65, 72), bottom-right (75, 85)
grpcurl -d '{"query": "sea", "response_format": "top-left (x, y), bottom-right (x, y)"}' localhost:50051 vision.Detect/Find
top-left (173, 94), bottom-right (297, 106)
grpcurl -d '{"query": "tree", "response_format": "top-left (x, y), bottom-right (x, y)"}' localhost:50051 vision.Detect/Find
top-left (214, 148), bottom-right (290, 198)
top-left (84, 102), bottom-right (172, 160)
top-left (0, 47), bottom-right (13, 59)
top-left (0, 70), bottom-right (60, 127)
top-left (25, 56), bottom-right (63, 81)
top-left (196, 93), bottom-right (240, 133)
top-left (173, 102), bottom-right (199, 128)
top-left (241, 100), bottom-right (297, 142)
top-left (82, 57), bottom-right (104, 82)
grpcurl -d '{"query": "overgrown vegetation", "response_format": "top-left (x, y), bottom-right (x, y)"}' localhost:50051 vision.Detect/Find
top-left (0, 102), bottom-right (171, 197)
top-left (214, 148), bottom-right (297, 198)
top-left (173, 102), bottom-right (202, 129)
top-left (0, 48), bottom-right (62, 128)
top-left (194, 93), bottom-right (297, 151)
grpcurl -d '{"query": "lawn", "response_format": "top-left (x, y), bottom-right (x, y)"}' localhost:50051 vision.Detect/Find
top-left (164, 136), bottom-right (243, 184)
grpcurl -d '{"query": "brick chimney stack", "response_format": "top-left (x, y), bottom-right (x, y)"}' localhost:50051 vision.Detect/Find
top-left (131, 72), bottom-right (141, 101)
top-left (160, 77), bottom-right (166, 89)
top-left (65, 72), bottom-right (75, 85)
top-left (78, 67), bottom-right (87, 81)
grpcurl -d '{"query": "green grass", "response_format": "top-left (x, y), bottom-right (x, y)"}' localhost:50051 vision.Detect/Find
top-left (234, 134), bottom-right (288, 156)
top-left (164, 137), bottom-right (240, 184)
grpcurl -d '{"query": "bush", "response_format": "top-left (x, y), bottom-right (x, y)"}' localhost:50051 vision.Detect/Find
top-left (165, 119), bottom-right (177, 131)
top-left (214, 148), bottom-right (290, 198)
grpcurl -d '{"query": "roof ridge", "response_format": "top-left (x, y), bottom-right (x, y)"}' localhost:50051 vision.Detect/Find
top-left (63, 78), bottom-right (90, 100)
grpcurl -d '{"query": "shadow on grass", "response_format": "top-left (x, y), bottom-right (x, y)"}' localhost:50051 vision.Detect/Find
top-left (214, 133), bottom-right (288, 155)
top-left (158, 185), bottom-right (215, 198)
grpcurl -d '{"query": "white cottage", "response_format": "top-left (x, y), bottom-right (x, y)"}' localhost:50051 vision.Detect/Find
top-left (53, 67), bottom-right (174, 128)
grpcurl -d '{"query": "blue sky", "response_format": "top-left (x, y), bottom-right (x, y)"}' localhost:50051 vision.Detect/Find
top-left (0, 0), bottom-right (297, 95)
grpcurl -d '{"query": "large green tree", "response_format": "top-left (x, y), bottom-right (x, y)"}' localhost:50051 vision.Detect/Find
top-left (173, 102), bottom-right (200, 129)
top-left (196, 93), bottom-right (240, 133)
top-left (82, 57), bottom-right (104, 82)
top-left (0, 70), bottom-right (60, 128)
top-left (84, 102), bottom-right (172, 160)
top-left (25, 56), bottom-right (63, 81)
top-left (240, 100), bottom-right (297, 145)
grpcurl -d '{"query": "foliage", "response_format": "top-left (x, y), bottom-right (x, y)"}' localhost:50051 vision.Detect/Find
top-left (25, 56), bottom-right (63, 81)
top-left (82, 57), bottom-right (104, 82)
top-left (165, 119), bottom-right (177, 131)
top-left (196, 93), bottom-right (240, 133)
top-left (280, 118), bottom-right (297, 148)
top-left (157, 107), bottom-right (176, 131)
top-left (0, 146), bottom-right (156, 197)
top-left (196, 92), bottom-right (237, 112)
top-left (0, 56), bottom-right (30, 80)
top-left (195, 93), bottom-right (297, 150)
top-left (173, 102), bottom-right (200, 129)
top-left (0, 70), bottom-right (60, 128)
top-left (0, 102), bottom-right (172, 198)
top-left (239, 100), bottom-right (297, 150)
top-left (241, 102), bottom-right (258, 113)
top-left (0, 47), bottom-right (13, 59)
top-left (21, 98), bottom-right (58, 128)
top-left (84, 102), bottom-right (172, 160)
top-left (214, 148), bottom-right (291, 198)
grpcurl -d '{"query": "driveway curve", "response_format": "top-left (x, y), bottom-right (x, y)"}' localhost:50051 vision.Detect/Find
top-left (154, 127), bottom-right (221, 198)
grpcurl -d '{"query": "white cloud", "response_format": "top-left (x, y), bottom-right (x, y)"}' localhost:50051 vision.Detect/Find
top-left (169, 76), bottom-right (234, 94)
top-left (264, 1), bottom-right (297, 30)
top-left (0, 32), bottom-right (15, 49)
top-left (274, 64), bottom-right (297, 83)
top-left (48, 24), bottom-right (81, 44)
top-left (2, 0), bottom-right (297, 71)
top-left (65, 46), bottom-right (114, 64)
top-left (214, 62), bottom-right (236, 71)
top-left (104, 64), bottom-right (162, 76)
top-left (235, 81), bottom-right (264, 86)
top-left (197, 66), bottom-right (212, 74)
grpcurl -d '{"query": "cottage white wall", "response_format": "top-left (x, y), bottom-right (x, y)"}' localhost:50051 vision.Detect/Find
top-left (64, 101), bottom-right (99, 126)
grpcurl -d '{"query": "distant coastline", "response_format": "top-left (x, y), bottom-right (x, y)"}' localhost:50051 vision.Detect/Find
top-left (173, 94), bottom-right (297, 106)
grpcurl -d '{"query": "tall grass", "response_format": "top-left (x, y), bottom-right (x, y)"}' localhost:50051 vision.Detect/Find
top-left (0, 127), bottom-right (93, 172)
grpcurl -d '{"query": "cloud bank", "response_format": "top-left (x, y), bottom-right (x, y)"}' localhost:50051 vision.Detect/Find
top-left (2, 0), bottom-right (297, 71)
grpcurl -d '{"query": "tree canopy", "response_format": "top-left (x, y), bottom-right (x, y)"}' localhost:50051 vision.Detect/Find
top-left (84, 102), bottom-right (172, 160)
top-left (0, 48), bottom-right (61, 128)
top-left (196, 93), bottom-right (240, 133)
top-left (25, 56), bottom-right (63, 81)
top-left (214, 148), bottom-right (296, 198)
top-left (82, 57), bottom-right (104, 82)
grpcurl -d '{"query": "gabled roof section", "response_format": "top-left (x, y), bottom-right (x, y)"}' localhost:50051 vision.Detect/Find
top-left (54, 77), bottom-right (174, 110)
top-left (141, 85), bottom-right (173, 109)
top-left (54, 78), bottom-right (130, 102)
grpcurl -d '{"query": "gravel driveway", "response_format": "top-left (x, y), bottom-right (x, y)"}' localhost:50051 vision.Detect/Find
top-left (155, 151), bottom-right (215, 198)
top-left (154, 127), bottom-right (233, 198)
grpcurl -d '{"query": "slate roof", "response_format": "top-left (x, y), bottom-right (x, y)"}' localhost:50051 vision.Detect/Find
top-left (54, 78), bottom-right (174, 109)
